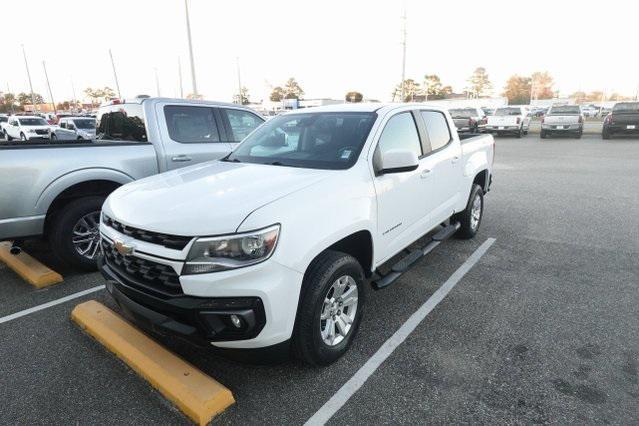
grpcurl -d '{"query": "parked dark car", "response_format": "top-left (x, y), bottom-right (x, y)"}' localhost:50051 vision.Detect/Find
top-left (602, 102), bottom-right (639, 139)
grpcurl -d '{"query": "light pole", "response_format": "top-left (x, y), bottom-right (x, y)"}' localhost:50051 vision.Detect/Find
top-left (21, 44), bottom-right (37, 111)
top-left (184, 0), bottom-right (198, 97)
top-left (236, 57), bottom-right (242, 104)
top-left (178, 56), bottom-right (184, 98)
top-left (109, 49), bottom-right (122, 99)
top-left (42, 61), bottom-right (56, 114)
top-left (399, 5), bottom-right (407, 102)
top-left (154, 68), bottom-right (161, 97)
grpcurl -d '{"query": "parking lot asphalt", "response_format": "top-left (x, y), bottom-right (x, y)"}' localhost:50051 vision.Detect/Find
top-left (1, 134), bottom-right (638, 424)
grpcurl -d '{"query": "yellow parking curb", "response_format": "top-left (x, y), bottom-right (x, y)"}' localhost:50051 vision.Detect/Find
top-left (71, 300), bottom-right (235, 425)
top-left (0, 241), bottom-right (63, 288)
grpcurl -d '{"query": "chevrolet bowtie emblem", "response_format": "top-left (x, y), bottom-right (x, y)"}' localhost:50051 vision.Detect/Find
top-left (114, 239), bottom-right (135, 256)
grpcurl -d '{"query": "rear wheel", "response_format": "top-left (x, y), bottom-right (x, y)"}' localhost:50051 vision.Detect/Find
top-left (602, 129), bottom-right (611, 140)
top-left (49, 196), bottom-right (105, 271)
top-left (292, 250), bottom-right (365, 366)
top-left (454, 184), bottom-right (484, 239)
top-left (516, 127), bottom-right (523, 138)
top-left (540, 130), bottom-right (547, 139)
top-left (575, 131), bottom-right (582, 139)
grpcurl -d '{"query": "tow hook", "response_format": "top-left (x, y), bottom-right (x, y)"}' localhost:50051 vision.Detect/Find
top-left (9, 240), bottom-right (23, 255)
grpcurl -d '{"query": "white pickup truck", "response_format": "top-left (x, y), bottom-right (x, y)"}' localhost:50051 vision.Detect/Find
top-left (540, 105), bottom-right (584, 138)
top-left (99, 103), bottom-right (494, 365)
top-left (485, 106), bottom-right (530, 138)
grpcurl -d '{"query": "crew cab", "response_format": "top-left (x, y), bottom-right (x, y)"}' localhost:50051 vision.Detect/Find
top-left (485, 106), bottom-right (530, 137)
top-left (0, 97), bottom-right (264, 270)
top-left (602, 102), bottom-right (639, 139)
top-left (49, 116), bottom-right (97, 140)
top-left (540, 105), bottom-right (584, 138)
top-left (3, 115), bottom-right (51, 141)
top-left (448, 107), bottom-right (487, 133)
top-left (98, 103), bottom-right (495, 366)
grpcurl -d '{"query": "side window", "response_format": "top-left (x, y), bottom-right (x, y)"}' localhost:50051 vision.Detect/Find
top-left (59, 121), bottom-right (67, 129)
top-left (420, 111), bottom-right (451, 152)
top-left (222, 109), bottom-right (264, 142)
top-left (67, 121), bottom-right (75, 130)
top-left (375, 112), bottom-right (422, 164)
top-left (164, 105), bottom-right (220, 143)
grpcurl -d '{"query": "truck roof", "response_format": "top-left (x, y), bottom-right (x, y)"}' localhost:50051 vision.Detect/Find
top-left (280, 102), bottom-right (448, 115)
top-left (106, 96), bottom-right (253, 110)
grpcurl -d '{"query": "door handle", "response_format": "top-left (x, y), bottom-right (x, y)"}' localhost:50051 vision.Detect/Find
top-left (451, 156), bottom-right (460, 163)
top-left (171, 155), bottom-right (192, 162)
top-left (420, 169), bottom-right (431, 179)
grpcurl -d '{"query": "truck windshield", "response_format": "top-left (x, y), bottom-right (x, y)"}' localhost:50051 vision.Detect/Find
top-left (225, 112), bottom-right (377, 170)
top-left (19, 118), bottom-right (48, 126)
top-left (73, 119), bottom-right (96, 129)
top-left (448, 109), bottom-right (476, 118)
top-left (549, 106), bottom-right (580, 115)
top-left (494, 108), bottom-right (522, 116)
top-left (613, 102), bottom-right (639, 113)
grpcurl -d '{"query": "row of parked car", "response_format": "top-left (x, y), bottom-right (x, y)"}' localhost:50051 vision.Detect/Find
top-left (0, 113), bottom-right (97, 141)
top-left (448, 102), bottom-right (639, 139)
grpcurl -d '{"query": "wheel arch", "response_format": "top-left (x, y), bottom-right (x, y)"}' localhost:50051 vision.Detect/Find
top-left (305, 230), bottom-right (374, 279)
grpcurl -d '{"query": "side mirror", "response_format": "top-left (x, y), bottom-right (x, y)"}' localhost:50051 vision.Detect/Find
top-left (378, 149), bottom-right (419, 175)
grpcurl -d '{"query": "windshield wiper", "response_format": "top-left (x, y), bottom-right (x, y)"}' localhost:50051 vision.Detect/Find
top-left (222, 157), bottom-right (241, 163)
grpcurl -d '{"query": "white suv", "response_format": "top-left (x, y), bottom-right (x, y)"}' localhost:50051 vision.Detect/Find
top-left (3, 116), bottom-right (51, 141)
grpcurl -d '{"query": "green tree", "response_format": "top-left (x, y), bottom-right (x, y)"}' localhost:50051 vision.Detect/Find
top-left (283, 78), bottom-right (304, 100)
top-left (99, 87), bottom-right (116, 102)
top-left (392, 79), bottom-right (421, 102)
top-left (422, 75), bottom-right (452, 100)
top-left (570, 91), bottom-right (587, 103)
top-left (345, 91), bottom-right (363, 103)
top-left (531, 71), bottom-right (554, 100)
top-left (269, 86), bottom-right (284, 102)
top-left (84, 88), bottom-right (100, 106)
top-left (17, 92), bottom-right (45, 106)
top-left (233, 87), bottom-right (250, 105)
top-left (0, 92), bottom-right (17, 113)
top-left (585, 91), bottom-right (605, 102)
top-left (502, 75), bottom-right (532, 104)
top-left (466, 67), bottom-right (492, 98)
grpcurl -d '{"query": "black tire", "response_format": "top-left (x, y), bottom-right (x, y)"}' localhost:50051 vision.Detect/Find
top-left (50, 133), bottom-right (57, 141)
top-left (516, 127), bottom-right (523, 138)
top-left (575, 131), bottom-right (582, 139)
top-left (453, 184), bottom-right (484, 239)
top-left (292, 250), bottom-right (365, 366)
top-left (48, 196), bottom-right (105, 271)
top-left (5, 130), bottom-right (13, 141)
top-left (20, 132), bottom-right (26, 141)
top-left (540, 130), bottom-right (547, 139)
top-left (602, 130), bottom-right (611, 140)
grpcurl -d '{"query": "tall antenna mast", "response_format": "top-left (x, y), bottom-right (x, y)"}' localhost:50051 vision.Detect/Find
top-left (109, 49), bottom-right (122, 98)
top-left (184, 0), bottom-right (198, 97)
top-left (42, 61), bottom-right (56, 114)
top-left (21, 44), bottom-right (37, 110)
top-left (399, 4), bottom-right (407, 102)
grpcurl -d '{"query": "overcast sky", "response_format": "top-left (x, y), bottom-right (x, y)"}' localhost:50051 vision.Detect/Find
top-left (3, 0), bottom-right (638, 104)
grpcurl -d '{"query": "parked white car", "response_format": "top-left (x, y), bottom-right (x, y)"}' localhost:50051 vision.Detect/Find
top-left (485, 106), bottom-right (531, 138)
top-left (541, 105), bottom-right (584, 138)
top-left (49, 117), bottom-right (97, 140)
top-left (0, 114), bottom-right (8, 137)
top-left (99, 103), bottom-right (495, 365)
top-left (3, 116), bottom-right (51, 141)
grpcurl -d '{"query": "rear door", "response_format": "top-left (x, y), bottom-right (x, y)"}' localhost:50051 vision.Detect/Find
top-left (416, 110), bottom-right (463, 226)
top-left (156, 103), bottom-right (233, 171)
top-left (218, 107), bottom-right (265, 150)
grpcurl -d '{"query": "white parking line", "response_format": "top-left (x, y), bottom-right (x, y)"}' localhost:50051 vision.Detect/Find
top-left (305, 238), bottom-right (496, 426)
top-left (0, 285), bottom-right (105, 325)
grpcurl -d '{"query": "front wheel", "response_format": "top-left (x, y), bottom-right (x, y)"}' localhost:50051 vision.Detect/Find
top-left (4, 130), bottom-right (12, 141)
top-left (20, 132), bottom-right (27, 141)
top-left (48, 196), bottom-right (105, 271)
top-left (453, 184), bottom-right (484, 239)
top-left (292, 250), bottom-right (365, 366)
top-left (50, 133), bottom-right (57, 141)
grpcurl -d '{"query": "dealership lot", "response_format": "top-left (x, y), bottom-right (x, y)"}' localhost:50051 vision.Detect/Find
top-left (1, 134), bottom-right (638, 424)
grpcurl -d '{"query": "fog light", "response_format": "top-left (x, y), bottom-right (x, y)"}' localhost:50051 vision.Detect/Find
top-left (230, 314), bottom-right (242, 328)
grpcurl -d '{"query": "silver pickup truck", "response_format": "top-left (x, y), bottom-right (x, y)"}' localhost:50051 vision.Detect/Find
top-left (0, 97), bottom-right (264, 270)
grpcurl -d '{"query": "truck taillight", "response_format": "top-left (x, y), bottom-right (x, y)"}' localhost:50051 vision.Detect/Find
top-left (468, 118), bottom-right (474, 126)
top-left (541, 117), bottom-right (545, 124)
top-left (605, 114), bottom-right (613, 124)
top-left (516, 117), bottom-right (521, 124)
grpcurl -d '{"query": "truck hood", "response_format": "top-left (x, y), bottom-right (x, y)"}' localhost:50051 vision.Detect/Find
top-left (104, 160), bottom-right (329, 236)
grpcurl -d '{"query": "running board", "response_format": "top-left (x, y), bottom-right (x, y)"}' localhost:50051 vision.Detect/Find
top-left (371, 222), bottom-right (460, 290)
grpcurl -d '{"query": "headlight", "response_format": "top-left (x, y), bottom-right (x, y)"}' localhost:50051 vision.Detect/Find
top-left (28, 129), bottom-right (37, 133)
top-left (183, 224), bottom-right (280, 274)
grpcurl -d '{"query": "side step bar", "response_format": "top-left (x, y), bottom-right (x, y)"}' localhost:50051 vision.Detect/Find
top-left (371, 222), bottom-right (460, 290)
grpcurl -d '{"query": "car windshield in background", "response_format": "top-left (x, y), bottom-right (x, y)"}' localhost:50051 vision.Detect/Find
top-left (226, 112), bottom-right (377, 170)
top-left (0, 117), bottom-right (7, 123)
top-left (549, 106), bottom-right (581, 115)
top-left (73, 119), bottom-right (96, 129)
top-left (613, 102), bottom-right (639, 113)
top-left (449, 109), bottom-right (476, 118)
top-left (495, 108), bottom-right (522, 116)
top-left (19, 118), bottom-right (48, 126)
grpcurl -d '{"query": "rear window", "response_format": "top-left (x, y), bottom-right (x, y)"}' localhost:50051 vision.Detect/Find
top-left (495, 108), bottom-right (522, 116)
top-left (613, 102), bottom-right (639, 113)
top-left (0, 117), bottom-right (7, 123)
top-left (96, 104), bottom-right (148, 142)
top-left (448, 109), bottom-right (476, 118)
top-left (549, 106), bottom-right (580, 115)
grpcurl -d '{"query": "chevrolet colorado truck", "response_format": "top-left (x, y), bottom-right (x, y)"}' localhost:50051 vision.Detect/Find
top-left (448, 107), bottom-right (487, 134)
top-left (0, 97), bottom-right (264, 270)
top-left (99, 103), bottom-right (495, 365)
top-left (540, 105), bottom-right (584, 139)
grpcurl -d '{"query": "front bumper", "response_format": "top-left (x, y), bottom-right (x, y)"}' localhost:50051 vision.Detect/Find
top-left (98, 243), bottom-right (304, 349)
